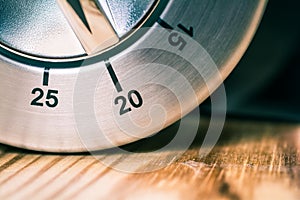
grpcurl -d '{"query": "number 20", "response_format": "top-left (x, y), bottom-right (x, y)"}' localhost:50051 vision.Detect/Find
top-left (115, 90), bottom-right (143, 115)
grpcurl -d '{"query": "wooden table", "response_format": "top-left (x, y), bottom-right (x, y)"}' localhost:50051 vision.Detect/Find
top-left (0, 118), bottom-right (299, 199)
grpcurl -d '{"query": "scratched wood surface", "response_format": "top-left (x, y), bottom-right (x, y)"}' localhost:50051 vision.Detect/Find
top-left (0, 118), bottom-right (299, 200)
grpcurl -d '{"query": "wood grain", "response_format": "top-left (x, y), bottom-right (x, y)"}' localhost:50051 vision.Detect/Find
top-left (0, 119), bottom-right (299, 199)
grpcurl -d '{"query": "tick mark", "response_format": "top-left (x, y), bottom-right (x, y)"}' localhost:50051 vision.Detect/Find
top-left (43, 67), bottom-right (50, 86)
top-left (157, 18), bottom-right (173, 32)
top-left (105, 60), bottom-right (123, 93)
top-left (177, 24), bottom-right (194, 37)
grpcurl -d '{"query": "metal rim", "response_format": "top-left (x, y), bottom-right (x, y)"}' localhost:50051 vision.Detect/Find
top-left (0, 0), bottom-right (267, 152)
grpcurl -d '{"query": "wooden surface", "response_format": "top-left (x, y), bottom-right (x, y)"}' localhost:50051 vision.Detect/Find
top-left (0, 119), bottom-right (299, 199)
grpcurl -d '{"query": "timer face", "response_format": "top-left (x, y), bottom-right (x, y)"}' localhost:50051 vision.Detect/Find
top-left (0, 0), bottom-right (158, 60)
top-left (0, 0), bottom-right (267, 152)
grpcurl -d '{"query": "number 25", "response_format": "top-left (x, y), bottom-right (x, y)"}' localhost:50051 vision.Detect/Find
top-left (31, 88), bottom-right (59, 108)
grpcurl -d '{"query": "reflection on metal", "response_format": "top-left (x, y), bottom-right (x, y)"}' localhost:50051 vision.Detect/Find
top-left (0, 0), bottom-right (157, 58)
top-left (57, 0), bottom-right (119, 55)
top-left (0, 0), bottom-right (85, 58)
top-left (95, 0), bottom-right (157, 37)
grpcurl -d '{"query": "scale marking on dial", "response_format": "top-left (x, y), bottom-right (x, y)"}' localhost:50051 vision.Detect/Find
top-left (105, 60), bottom-right (123, 93)
top-left (43, 67), bottom-right (50, 86)
top-left (157, 17), bottom-right (174, 31)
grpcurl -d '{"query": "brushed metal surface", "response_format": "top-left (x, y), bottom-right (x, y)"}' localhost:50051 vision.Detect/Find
top-left (0, 0), bottom-right (267, 152)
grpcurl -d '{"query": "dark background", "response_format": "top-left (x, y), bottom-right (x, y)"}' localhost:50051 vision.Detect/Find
top-left (203, 0), bottom-right (300, 122)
